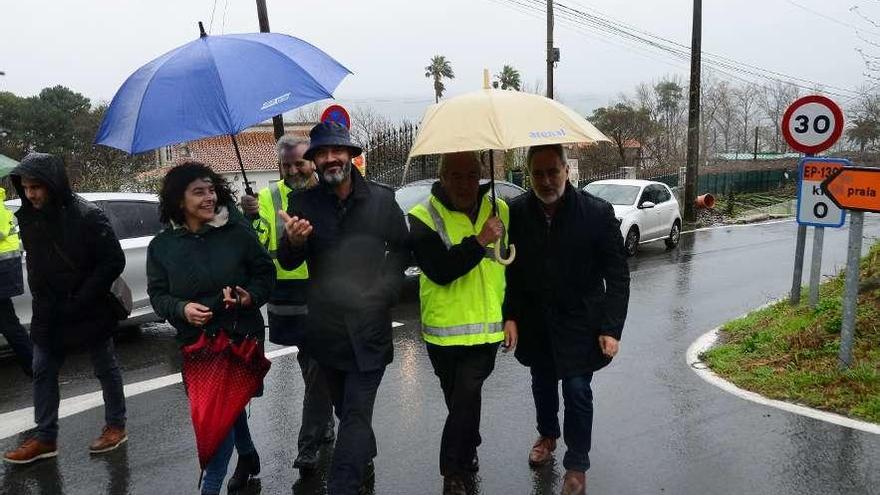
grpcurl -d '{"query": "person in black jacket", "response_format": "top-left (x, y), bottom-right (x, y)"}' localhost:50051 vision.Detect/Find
top-left (3, 153), bottom-right (127, 465)
top-left (277, 122), bottom-right (408, 495)
top-left (503, 144), bottom-right (630, 495)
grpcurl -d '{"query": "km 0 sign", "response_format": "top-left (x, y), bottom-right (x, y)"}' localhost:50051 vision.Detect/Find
top-left (821, 166), bottom-right (880, 213)
top-left (796, 157), bottom-right (847, 227)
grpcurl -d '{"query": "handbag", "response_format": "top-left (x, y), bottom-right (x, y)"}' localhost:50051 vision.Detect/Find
top-left (50, 241), bottom-right (132, 320)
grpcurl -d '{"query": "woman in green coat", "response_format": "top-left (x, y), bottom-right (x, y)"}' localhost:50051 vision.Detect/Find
top-left (147, 162), bottom-right (275, 495)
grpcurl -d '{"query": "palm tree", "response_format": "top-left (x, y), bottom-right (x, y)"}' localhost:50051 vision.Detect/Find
top-left (495, 65), bottom-right (521, 91)
top-left (425, 55), bottom-right (455, 103)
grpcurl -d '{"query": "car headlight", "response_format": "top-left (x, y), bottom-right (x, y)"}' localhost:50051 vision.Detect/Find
top-left (405, 266), bottom-right (422, 277)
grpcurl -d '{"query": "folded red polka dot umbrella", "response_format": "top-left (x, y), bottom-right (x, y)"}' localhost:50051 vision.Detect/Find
top-left (181, 330), bottom-right (271, 469)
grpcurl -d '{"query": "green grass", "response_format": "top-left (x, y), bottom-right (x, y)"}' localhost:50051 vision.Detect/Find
top-left (713, 187), bottom-right (797, 219)
top-left (702, 241), bottom-right (880, 424)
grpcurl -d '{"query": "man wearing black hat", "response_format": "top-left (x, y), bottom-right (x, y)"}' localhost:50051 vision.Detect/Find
top-left (278, 122), bottom-right (408, 495)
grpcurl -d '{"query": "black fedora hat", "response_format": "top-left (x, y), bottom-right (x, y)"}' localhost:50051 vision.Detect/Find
top-left (303, 121), bottom-right (363, 161)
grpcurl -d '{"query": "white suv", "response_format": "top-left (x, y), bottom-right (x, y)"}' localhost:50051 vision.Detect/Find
top-left (3, 193), bottom-right (162, 336)
top-left (583, 179), bottom-right (682, 256)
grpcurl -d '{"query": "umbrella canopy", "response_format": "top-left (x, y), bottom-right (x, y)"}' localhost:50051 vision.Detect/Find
top-left (96, 28), bottom-right (351, 154)
top-left (0, 154), bottom-right (18, 179)
top-left (408, 88), bottom-right (610, 158)
top-left (182, 330), bottom-right (270, 470)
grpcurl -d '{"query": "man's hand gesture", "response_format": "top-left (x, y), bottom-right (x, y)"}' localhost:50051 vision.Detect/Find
top-left (278, 210), bottom-right (313, 246)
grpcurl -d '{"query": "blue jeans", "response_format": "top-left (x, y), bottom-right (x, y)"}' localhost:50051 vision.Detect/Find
top-left (530, 367), bottom-right (594, 472)
top-left (33, 340), bottom-right (126, 443)
top-left (201, 411), bottom-right (255, 494)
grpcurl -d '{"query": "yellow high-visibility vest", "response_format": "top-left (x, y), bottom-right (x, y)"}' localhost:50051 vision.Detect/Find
top-left (254, 180), bottom-right (308, 281)
top-left (409, 193), bottom-right (509, 346)
top-left (0, 188), bottom-right (20, 260)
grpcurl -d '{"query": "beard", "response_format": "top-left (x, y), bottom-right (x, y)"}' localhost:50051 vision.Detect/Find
top-left (534, 187), bottom-right (563, 205)
top-left (287, 171), bottom-right (315, 190)
top-left (321, 160), bottom-right (351, 185)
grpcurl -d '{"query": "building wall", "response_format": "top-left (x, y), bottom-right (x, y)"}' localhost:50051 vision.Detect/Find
top-left (221, 170), bottom-right (280, 196)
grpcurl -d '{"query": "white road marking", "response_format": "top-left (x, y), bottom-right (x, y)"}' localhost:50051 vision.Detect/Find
top-left (0, 321), bottom-right (410, 442)
top-left (680, 218), bottom-right (793, 236)
top-left (0, 346), bottom-right (299, 441)
top-left (687, 327), bottom-right (880, 436)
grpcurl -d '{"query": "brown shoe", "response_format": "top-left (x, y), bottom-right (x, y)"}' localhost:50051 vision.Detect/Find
top-left (4, 438), bottom-right (57, 464)
top-left (561, 469), bottom-right (586, 495)
top-left (528, 435), bottom-right (557, 466)
top-left (89, 425), bottom-right (128, 454)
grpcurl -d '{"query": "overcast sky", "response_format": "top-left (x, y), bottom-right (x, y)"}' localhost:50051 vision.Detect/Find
top-left (1, 0), bottom-right (877, 120)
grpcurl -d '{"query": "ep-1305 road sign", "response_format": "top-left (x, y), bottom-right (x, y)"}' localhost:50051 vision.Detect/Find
top-left (796, 157), bottom-right (847, 227)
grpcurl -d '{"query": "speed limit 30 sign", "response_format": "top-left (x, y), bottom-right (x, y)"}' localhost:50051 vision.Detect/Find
top-left (782, 95), bottom-right (844, 155)
top-left (796, 157), bottom-right (847, 227)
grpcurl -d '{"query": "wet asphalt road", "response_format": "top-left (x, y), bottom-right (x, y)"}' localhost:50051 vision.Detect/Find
top-left (2, 218), bottom-right (880, 495)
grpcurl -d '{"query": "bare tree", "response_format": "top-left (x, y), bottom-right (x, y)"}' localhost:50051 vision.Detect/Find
top-left (734, 84), bottom-right (760, 152)
top-left (759, 82), bottom-right (800, 152)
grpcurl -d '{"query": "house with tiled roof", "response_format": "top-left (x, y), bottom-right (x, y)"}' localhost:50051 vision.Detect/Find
top-left (145, 121), bottom-right (316, 193)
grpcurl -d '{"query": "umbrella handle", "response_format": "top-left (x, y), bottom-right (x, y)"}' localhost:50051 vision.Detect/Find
top-left (494, 242), bottom-right (516, 266)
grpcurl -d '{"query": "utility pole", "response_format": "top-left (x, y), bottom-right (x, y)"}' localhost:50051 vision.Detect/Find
top-left (546, 0), bottom-right (555, 99)
top-left (683, 0), bottom-right (702, 223)
top-left (256, 0), bottom-right (286, 141)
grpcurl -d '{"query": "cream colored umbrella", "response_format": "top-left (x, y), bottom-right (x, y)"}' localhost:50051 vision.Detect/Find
top-left (407, 71), bottom-right (610, 264)
top-left (409, 74), bottom-right (609, 157)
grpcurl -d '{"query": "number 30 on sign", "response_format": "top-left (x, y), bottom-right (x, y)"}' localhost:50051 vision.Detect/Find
top-left (782, 95), bottom-right (844, 155)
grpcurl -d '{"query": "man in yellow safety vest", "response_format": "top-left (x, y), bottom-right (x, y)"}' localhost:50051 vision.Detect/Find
top-left (241, 135), bottom-right (334, 475)
top-left (0, 185), bottom-right (32, 377)
top-left (408, 151), bottom-right (517, 495)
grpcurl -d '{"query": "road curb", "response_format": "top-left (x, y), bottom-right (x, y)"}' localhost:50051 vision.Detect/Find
top-left (686, 326), bottom-right (880, 436)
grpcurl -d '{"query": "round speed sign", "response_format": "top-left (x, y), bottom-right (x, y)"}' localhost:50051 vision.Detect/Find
top-left (782, 95), bottom-right (844, 155)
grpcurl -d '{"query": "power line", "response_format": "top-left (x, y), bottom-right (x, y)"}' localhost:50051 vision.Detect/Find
top-left (208, 0), bottom-right (219, 33)
top-left (494, 0), bottom-right (861, 98)
top-left (551, 0), bottom-right (861, 96)
top-left (221, 0), bottom-right (230, 34)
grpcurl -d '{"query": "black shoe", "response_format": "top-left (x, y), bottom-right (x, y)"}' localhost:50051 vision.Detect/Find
top-left (293, 449), bottom-right (318, 475)
top-left (227, 450), bottom-right (260, 493)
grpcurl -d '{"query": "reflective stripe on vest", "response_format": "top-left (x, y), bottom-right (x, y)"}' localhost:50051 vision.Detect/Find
top-left (422, 321), bottom-right (503, 337)
top-left (0, 250), bottom-right (21, 261)
top-left (409, 193), bottom-right (508, 347)
top-left (268, 182), bottom-right (284, 258)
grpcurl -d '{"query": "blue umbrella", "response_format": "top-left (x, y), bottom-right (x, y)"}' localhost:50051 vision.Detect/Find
top-left (96, 22), bottom-right (351, 194)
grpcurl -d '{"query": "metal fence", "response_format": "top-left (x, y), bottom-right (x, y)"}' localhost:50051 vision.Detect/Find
top-left (697, 169), bottom-right (790, 194)
top-left (364, 123), bottom-right (439, 187)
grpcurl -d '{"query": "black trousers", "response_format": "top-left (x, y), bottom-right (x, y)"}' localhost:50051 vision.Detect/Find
top-left (0, 298), bottom-right (32, 377)
top-left (323, 365), bottom-right (385, 495)
top-left (268, 311), bottom-right (334, 459)
top-left (426, 342), bottom-right (500, 477)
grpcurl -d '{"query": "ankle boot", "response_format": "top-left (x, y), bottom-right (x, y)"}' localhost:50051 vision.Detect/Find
top-left (227, 450), bottom-right (260, 493)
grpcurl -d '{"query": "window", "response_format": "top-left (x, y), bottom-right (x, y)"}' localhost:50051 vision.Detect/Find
top-left (655, 185), bottom-right (672, 203)
top-left (102, 201), bottom-right (162, 240)
top-left (494, 183), bottom-right (526, 202)
top-left (638, 186), bottom-right (657, 205)
top-left (585, 184), bottom-right (641, 205)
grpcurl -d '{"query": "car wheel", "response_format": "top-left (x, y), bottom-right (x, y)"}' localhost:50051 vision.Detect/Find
top-left (625, 227), bottom-right (639, 257)
top-left (665, 220), bottom-right (681, 250)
